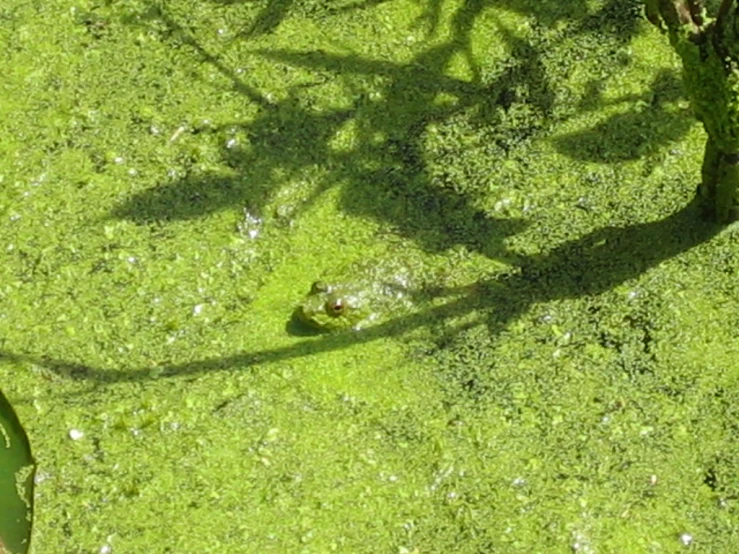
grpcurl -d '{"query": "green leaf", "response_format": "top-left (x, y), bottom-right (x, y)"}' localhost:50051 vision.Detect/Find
top-left (0, 390), bottom-right (35, 554)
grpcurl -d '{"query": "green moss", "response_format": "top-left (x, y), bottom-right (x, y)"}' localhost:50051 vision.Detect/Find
top-left (670, 21), bottom-right (739, 154)
top-left (2, 0), bottom-right (739, 552)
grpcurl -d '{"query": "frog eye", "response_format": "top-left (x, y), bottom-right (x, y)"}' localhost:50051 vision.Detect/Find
top-left (311, 280), bottom-right (330, 294)
top-left (325, 298), bottom-right (345, 317)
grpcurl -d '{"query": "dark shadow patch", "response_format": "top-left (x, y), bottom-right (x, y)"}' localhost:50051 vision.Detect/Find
top-left (285, 308), bottom-right (326, 336)
top-left (554, 69), bottom-right (690, 162)
top-left (13, 195), bottom-right (728, 387)
top-left (238, 0), bottom-right (295, 38)
top-left (113, 3), bottom-right (548, 260)
top-left (112, 0), bottom-right (669, 260)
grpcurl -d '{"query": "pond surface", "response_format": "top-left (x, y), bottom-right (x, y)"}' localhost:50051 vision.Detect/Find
top-left (2, 1), bottom-right (739, 552)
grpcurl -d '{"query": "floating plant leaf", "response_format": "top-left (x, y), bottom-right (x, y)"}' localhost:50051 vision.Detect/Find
top-left (0, 390), bottom-right (35, 554)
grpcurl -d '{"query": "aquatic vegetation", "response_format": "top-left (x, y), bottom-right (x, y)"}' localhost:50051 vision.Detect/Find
top-left (1, 0), bottom-right (739, 552)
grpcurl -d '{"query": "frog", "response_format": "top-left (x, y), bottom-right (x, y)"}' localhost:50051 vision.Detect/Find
top-left (294, 266), bottom-right (417, 332)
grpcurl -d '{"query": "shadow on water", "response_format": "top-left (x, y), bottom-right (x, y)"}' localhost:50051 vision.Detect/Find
top-left (234, 0), bottom-right (395, 39)
top-left (111, 0), bottom-right (664, 257)
top-left (236, 0), bottom-right (296, 38)
top-left (112, 2), bottom-right (542, 258)
top-left (7, 195), bottom-right (725, 389)
top-left (554, 69), bottom-right (694, 163)
top-left (217, 0), bottom-right (641, 41)
top-left (38, 1), bottom-right (717, 387)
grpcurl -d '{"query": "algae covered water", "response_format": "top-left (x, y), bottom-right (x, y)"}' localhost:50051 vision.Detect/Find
top-left (2, 1), bottom-right (739, 552)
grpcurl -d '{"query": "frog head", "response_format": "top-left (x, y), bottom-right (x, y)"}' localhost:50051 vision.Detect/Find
top-left (295, 280), bottom-right (369, 331)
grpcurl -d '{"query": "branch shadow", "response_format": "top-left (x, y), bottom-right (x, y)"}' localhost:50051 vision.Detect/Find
top-left (52, 1), bottom-right (718, 390)
top-left (553, 69), bottom-right (693, 162)
top-left (237, 0), bottom-right (294, 38)
top-left (480, 194), bottom-right (721, 334)
top-left (235, 0), bottom-right (395, 39)
top-left (112, 1), bottom-right (552, 258)
top-left (10, 195), bottom-right (724, 390)
top-left (213, 0), bottom-right (617, 43)
top-left (112, 0), bottom-right (669, 252)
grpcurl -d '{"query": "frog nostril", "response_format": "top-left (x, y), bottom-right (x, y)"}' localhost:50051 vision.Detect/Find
top-left (311, 280), bottom-right (330, 294)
